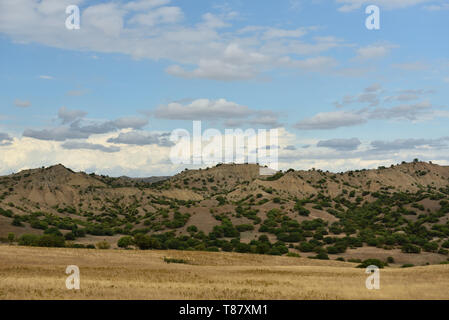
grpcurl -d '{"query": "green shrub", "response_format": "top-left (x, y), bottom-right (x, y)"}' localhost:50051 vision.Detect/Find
top-left (294, 203), bottom-right (310, 216)
top-left (117, 236), bottom-right (133, 248)
top-left (386, 256), bottom-right (395, 263)
top-left (221, 241), bottom-right (233, 252)
top-left (18, 234), bottom-right (39, 246)
top-left (357, 259), bottom-right (385, 269)
top-left (164, 257), bottom-right (188, 264)
top-left (64, 232), bottom-right (76, 241)
top-left (96, 240), bottom-right (111, 249)
top-left (298, 242), bottom-right (314, 252)
top-left (187, 225), bottom-right (198, 233)
top-left (235, 242), bottom-right (251, 253)
top-left (401, 264), bottom-right (414, 268)
top-left (236, 224), bottom-right (254, 232)
top-left (36, 234), bottom-right (65, 247)
top-left (44, 227), bottom-right (63, 237)
top-left (310, 252), bottom-right (329, 260)
top-left (286, 252), bottom-right (300, 257)
top-left (7, 233), bottom-right (15, 244)
top-left (401, 244), bottom-right (421, 254)
top-left (133, 234), bottom-right (161, 250)
top-left (12, 216), bottom-right (23, 227)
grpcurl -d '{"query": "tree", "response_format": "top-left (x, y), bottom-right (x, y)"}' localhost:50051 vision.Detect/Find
top-left (294, 202), bottom-right (310, 216)
top-left (64, 232), bottom-right (76, 241)
top-left (117, 236), bottom-right (133, 248)
top-left (357, 259), bottom-right (385, 269)
top-left (37, 235), bottom-right (65, 247)
top-left (12, 216), bottom-right (23, 227)
top-left (187, 225), bottom-right (198, 233)
top-left (7, 233), bottom-right (15, 244)
top-left (133, 234), bottom-right (161, 250)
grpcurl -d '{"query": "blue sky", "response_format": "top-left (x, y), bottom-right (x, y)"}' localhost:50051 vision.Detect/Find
top-left (0, 0), bottom-right (448, 176)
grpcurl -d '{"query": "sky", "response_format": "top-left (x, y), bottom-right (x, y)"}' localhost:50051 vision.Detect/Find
top-left (0, 0), bottom-right (448, 177)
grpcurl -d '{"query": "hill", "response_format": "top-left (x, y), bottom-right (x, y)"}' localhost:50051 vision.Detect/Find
top-left (1, 160), bottom-right (449, 266)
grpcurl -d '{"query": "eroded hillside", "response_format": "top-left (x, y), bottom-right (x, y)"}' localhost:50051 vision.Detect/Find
top-left (1, 161), bottom-right (449, 266)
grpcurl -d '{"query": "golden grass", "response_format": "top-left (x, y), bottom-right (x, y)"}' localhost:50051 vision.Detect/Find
top-left (0, 245), bottom-right (448, 300)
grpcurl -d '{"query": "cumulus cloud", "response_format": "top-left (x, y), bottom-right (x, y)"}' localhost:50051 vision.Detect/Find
top-left (166, 59), bottom-right (258, 81)
top-left (58, 106), bottom-right (87, 124)
top-left (224, 113), bottom-right (282, 129)
top-left (23, 106), bottom-right (149, 141)
top-left (294, 111), bottom-right (366, 130)
top-left (23, 127), bottom-right (90, 141)
top-left (154, 98), bottom-right (282, 128)
top-left (155, 98), bottom-right (252, 120)
top-left (0, 133), bottom-right (13, 146)
top-left (61, 141), bottom-right (121, 153)
top-left (368, 101), bottom-right (434, 121)
top-left (128, 6), bottom-right (183, 26)
top-left (295, 100), bottom-right (447, 130)
top-left (107, 131), bottom-right (174, 147)
top-left (317, 138), bottom-right (362, 151)
top-left (370, 137), bottom-right (449, 151)
top-left (334, 84), bottom-right (382, 108)
top-left (0, 0), bottom-right (346, 81)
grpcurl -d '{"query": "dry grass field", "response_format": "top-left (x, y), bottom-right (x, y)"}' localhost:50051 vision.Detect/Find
top-left (1, 245), bottom-right (448, 300)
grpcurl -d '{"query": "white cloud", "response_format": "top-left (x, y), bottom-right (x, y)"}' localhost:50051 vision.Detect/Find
top-left (38, 75), bottom-right (53, 80)
top-left (3, 127), bottom-right (449, 176)
top-left (155, 98), bottom-right (254, 120)
top-left (262, 27), bottom-right (308, 39)
top-left (0, 133), bottom-right (13, 146)
top-left (128, 6), bottom-right (183, 27)
top-left (0, 0), bottom-right (347, 81)
top-left (393, 61), bottom-right (429, 71)
top-left (58, 106), bottom-right (87, 124)
top-left (336, 0), bottom-right (435, 12)
top-left (423, 3), bottom-right (449, 11)
top-left (317, 138), bottom-right (362, 151)
top-left (354, 44), bottom-right (397, 61)
top-left (14, 99), bottom-right (31, 108)
top-left (294, 111), bottom-right (366, 130)
top-left (61, 141), bottom-right (121, 153)
top-left (123, 0), bottom-right (171, 11)
top-left (279, 56), bottom-right (338, 72)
